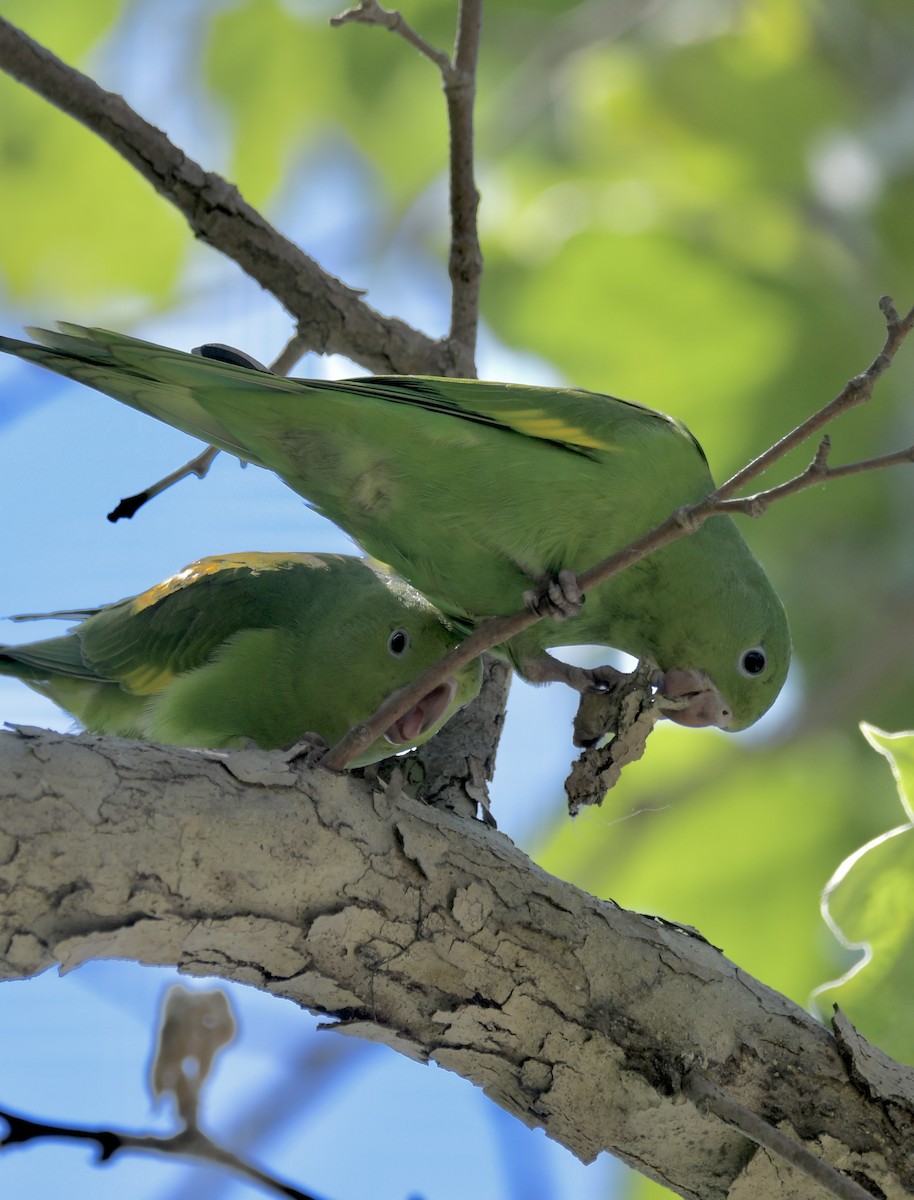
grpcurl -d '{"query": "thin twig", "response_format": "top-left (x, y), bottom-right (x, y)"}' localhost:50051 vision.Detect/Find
top-left (320, 297), bottom-right (914, 769)
top-left (330, 1), bottom-right (453, 74)
top-left (0, 17), bottom-right (462, 377)
top-left (0, 1108), bottom-right (325, 1200)
top-left (715, 296), bottom-right (914, 500)
top-left (107, 332), bottom-right (310, 521)
top-left (331, 0), bottom-right (482, 374)
top-left (682, 1074), bottom-right (875, 1200)
top-left (270, 330), bottom-right (309, 377)
top-left (107, 445), bottom-right (220, 522)
top-left (445, 0), bottom-right (484, 368)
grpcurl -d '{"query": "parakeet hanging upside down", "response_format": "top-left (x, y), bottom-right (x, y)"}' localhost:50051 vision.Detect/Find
top-left (0, 552), bottom-right (482, 767)
top-left (0, 325), bottom-right (791, 730)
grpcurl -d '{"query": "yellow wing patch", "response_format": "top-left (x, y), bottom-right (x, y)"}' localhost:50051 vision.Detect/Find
top-left (507, 410), bottom-right (615, 451)
top-left (131, 552), bottom-right (328, 614)
top-left (119, 663), bottom-right (177, 695)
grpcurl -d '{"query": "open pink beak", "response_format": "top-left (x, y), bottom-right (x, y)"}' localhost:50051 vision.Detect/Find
top-left (660, 668), bottom-right (732, 729)
top-left (384, 678), bottom-right (459, 745)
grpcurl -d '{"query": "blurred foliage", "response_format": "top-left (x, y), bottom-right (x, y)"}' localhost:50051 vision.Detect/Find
top-left (0, 0), bottom-right (185, 305)
top-left (2, 1), bottom-right (914, 1196)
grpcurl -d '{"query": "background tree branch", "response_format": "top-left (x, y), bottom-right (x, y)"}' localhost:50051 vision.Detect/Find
top-left (0, 15), bottom-right (461, 377)
top-left (0, 726), bottom-right (911, 1200)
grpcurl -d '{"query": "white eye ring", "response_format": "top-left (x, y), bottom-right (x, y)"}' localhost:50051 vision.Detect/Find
top-left (739, 646), bottom-right (767, 677)
top-left (388, 629), bottom-right (410, 657)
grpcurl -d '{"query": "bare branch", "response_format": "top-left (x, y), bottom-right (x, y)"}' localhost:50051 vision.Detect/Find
top-left (332, 0), bottom-right (482, 372)
top-left (321, 296), bottom-right (914, 769)
top-left (0, 1108), bottom-right (324, 1200)
top-left (106, 444), bottom-right (220, 522)
top-left (445, 0), bottom-right (484, 367)
top-left (0, 16), bottom-right (462, 377)
top-left (330, 1), bottom-right (453, 74)
top-left (105, 331), bottom-right (308, 521)
top-left (270, 331), bottom-right (310, 377)
top-left (718, 437), bottom-right (914, 517)
top-left (716, 296), bottom-right (914, 500)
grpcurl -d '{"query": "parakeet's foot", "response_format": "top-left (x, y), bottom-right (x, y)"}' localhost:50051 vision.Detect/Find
top-left (522, 652), bottom-right (627, 694)
top-left (523, 569), bottom-right (583, 622)
top-left (658, 668), bottom-right (732, 729)
top-left (282, 732), bottom-right (331, 764)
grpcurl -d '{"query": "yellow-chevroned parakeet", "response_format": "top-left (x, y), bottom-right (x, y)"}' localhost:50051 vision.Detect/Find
top-left (0, 552), bottom-right (482, 767)
top-left (0, 325), bottom-right (791, 730)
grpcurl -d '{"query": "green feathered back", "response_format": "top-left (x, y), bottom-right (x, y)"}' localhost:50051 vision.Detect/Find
top-left (0, 552), bottom-right (481, 766)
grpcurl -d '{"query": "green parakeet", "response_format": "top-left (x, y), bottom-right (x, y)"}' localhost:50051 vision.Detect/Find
top-left (0, 325), bottom-right (791, 730)
top-left (0, 552), bottom-right (482, 767)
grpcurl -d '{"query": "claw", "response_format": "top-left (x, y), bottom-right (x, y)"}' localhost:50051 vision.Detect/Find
top-left (523, 569), bottom-right (583, 621)
top-left (522, 653), bottom-right (625, 693)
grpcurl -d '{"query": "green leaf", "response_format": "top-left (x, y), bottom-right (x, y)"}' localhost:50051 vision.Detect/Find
top-left (813, 725), bottom-right (914, 1064)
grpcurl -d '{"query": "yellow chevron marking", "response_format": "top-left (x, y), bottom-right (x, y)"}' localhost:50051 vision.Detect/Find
top-left (508, 410), bottom-right (613, 451)
top-left (119, 663), bottom-right (177, 695)
top-left (131, 552), bottom-right (327, 613)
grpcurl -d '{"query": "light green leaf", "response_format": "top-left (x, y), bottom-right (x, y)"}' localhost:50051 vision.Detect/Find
top-left (812, 725), bottom-right (914, 1065)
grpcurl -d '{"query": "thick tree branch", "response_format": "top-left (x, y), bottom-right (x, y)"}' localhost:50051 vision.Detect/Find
top-left (0, 17), bottom-right (462, 377)
top-left (0, 726), bottom-right (911, 1200)
top-left (681, 1075), bottom-right (875, 1200)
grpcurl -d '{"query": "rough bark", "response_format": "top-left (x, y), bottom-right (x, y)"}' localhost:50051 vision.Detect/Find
top-left (1, 726), bottom-right (911, 1199)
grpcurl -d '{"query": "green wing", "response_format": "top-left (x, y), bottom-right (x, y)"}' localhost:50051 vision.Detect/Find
top-left (1, 325), bottom-right (264, 462)
top-left (0, 632), bottom-right (96, 682)
top-left (306, 374), bottom-right (703, 460)
top-left (78, 552), bottom-right (332, 694)
top-left (0, 325), bottom-right (703, 463)
top-left (1, 553), bottom-right (327, 696)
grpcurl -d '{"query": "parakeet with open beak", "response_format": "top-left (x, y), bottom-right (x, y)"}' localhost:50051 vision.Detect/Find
top-left (0, 552), bottom-right (482, 767)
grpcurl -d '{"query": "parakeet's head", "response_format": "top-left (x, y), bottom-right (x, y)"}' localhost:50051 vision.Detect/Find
top-left (325, 559), bottom-right (483, 767)
top-left (646, 518), bottom-right (791, 733)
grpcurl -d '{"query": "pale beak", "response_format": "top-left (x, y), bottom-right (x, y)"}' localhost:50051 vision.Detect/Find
top-left (660, 668), bottom-right (732, 729)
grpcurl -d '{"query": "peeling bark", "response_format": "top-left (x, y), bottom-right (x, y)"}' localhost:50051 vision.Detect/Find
top-left (1, 726), bottom-right (911, 1199)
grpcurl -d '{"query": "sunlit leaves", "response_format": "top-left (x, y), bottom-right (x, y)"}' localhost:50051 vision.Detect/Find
top-left (814, 725), bottom-right (914, 1065)
top-left (205, 0), bottom-right (449, 207)
top-left (0, 0), bottom-right (184, 306)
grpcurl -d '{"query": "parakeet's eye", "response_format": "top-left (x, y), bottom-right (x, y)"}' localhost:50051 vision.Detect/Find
top-left (388, 629), bottom-right (410, 657)
top-left (739, 647), bottom-right (767, 677)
